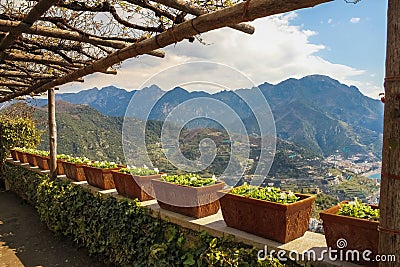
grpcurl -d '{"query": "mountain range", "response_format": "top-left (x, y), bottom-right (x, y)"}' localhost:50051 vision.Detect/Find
top-left (34, 101), bottom-right (328, 179)
top-left (34, 75), bottom-right (384, 158)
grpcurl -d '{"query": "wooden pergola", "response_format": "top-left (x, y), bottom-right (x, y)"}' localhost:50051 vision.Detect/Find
top-left (0, 0), bottom-right (398, 265)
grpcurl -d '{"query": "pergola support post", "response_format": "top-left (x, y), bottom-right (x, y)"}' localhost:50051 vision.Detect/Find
top-left (378, 0), bottom-right (400, 265)
top-left (48, 88), bottom-right (57, 179)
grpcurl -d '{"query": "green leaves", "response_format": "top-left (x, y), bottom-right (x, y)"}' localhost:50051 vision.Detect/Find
top-left (230, 184), bottom-right (299, 204)
top-left (57, 154), bottom-right (71, 160)
top-left (88, 160), bottom-right (118, 169)
top-left (14, 148), bottom-right (50, 156)
top-left (64, 156), bottom-right (91, 164)
top-left (337, 198), bottom-right (380, 221)
top-left (119, 165), bottom-right (159, 176)
top-left (0, 115), bottom-right (42, 165)
top-left (162, 173), bottom-right (218, 187)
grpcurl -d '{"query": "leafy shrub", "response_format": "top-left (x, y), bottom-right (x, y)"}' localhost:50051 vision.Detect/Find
top-left (337, 198), bottom-right (380, 221)
top-left (4, 163), bottom-right (287, 267)
top-left (162, 173), bottom-right (218, 187)
top-left (230, 184), bottom-right (299, 204)
top-left (119, 165), bottom-right (159, 176)
top-left (0, 115), bottom-right (42, 165)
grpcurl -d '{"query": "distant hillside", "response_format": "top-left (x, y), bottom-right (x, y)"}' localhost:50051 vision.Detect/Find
top-left (36, 101), bottom-right (126, 162)
top-left (34, 101), bottom-right (332, 179)
top-left (34, 75), bottom-right (384, 158)
top-left (260, 75), bottom-right (383, 133)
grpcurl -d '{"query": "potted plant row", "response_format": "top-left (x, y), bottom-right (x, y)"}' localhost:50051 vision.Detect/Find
top-left (83, 160), bottom-right (120, 190)
top-left (152, 173), bottom-right (225, 219)
top-left (218, 184), bottom-right (315, 243)
top-left (62, 156), bottom-right (91, 182)
top-left (112, 165), bottom-right (160, 201)
top-left (12, 148), bottom-right (49, 168)
top-left (320, 198), bottom-right (379, 267)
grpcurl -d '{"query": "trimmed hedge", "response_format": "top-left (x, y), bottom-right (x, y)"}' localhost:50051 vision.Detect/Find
top-left (0, 115), bottom-right (42, 166)
top-left (2, 163), bottom-right (293, 267)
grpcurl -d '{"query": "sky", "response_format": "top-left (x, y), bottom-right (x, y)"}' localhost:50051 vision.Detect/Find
top-left (60, 0), bottom-right (388, 99)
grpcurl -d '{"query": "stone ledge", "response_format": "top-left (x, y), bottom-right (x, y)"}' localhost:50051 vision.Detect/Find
top-left (5, 158), bottom-right (361, 267)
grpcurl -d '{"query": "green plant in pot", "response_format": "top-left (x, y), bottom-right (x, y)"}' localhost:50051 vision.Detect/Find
top-left (56, 154), bottom-right (71, 175)
top-left (34, 150), bottom-right (50, 170)
top-left (62, 156), bottom-right (91, 182)
top-left (152, 173), bottom-right (225, 218)
top-left (13, 147), bottom-right (29, 163)
top-left (112, 165), bottom-right (161, 201)
top-left (24, 148), bottom-right (39, 166)
top-left (320, 198), bottom-right (380, 267)
top-left (218, 183), bottom-right (315, 243)
top-left (83, 160), bottom-right (120, 190)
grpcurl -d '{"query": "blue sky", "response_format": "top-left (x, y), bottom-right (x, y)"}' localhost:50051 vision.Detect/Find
top-left (296, 0), bottom-right (387, 94)
top-left (60, 0), bottom-right (388, 99)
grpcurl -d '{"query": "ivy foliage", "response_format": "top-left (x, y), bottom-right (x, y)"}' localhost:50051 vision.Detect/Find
top-left (4, 163), bottom-right (291, 267)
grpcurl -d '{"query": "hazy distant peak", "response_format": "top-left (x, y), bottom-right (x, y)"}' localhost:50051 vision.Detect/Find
top-left (141, 84), bottom-right (163, 92)
top-left (100, 85), bottom-right (125, 92)
top-left (170, 86), bottom-right (188, 93)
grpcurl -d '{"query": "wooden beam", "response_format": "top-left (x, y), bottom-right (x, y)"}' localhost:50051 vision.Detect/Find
top-left (0, 0), bottom-right (58, 51)
top-left (101, 68), bottom-right (118, 75)
top-left (0, 70), bottom-right (55, 79)
top-left (0, 51), bottom-right (81, 68)
top-left (0, 19), bottom-right (165, 58)
top-left (378, 0), bottom-right (400, 265)
top-left (0, 0), bottom-right (331, 102)
top-left (0, 81), bottom-right (30, 87)
top-left (151, 0), bottom-right (255, 34)
top-left (48, 88), bottom-right (57, 179)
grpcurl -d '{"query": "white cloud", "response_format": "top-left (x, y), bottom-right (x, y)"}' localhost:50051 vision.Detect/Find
top-left (328, 18), bottom-right (333, 24)
top-left (350, 17), bottom-right (361, 23)
top-left (60, 12), bottom-right (381, 98)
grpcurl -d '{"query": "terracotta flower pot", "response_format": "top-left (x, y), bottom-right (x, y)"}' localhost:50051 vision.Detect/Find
top-left (57, 159), bottom-right (65, 175)
top-left (218, 189), bottom-right (315, 243)
top-left (319, 202), bottom-right (379, 267)
top-left (26, 152), bottom-right (38, 166)
top-left (16, 151), bottom-right (28, 163)
top-left (10, 149), bottom-right (18, 160)
top-left (36, 155), bottom-right (50, 170)
top-left (83, 165), bottom-right (119, 190)
top-left (62, 161), bottom-right (87, 181)
top-left (152, 178), bottom-right (225, 218)
top-left (112, 171), bottom-right (159, 201)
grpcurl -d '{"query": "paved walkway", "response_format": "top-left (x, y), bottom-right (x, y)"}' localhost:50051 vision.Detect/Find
top-left (0, 189), bottom-right (106, 267)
